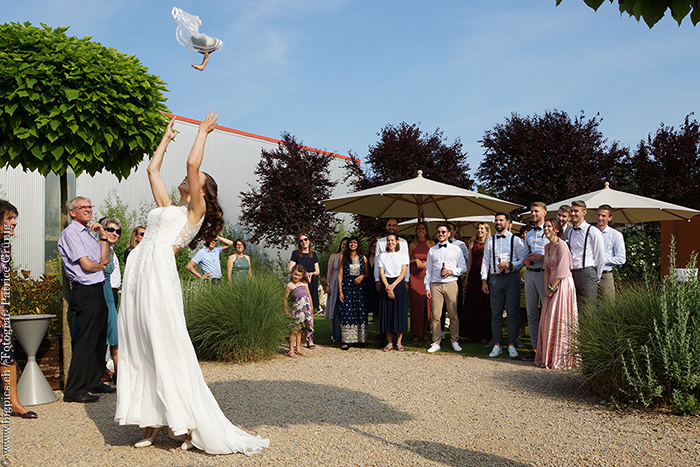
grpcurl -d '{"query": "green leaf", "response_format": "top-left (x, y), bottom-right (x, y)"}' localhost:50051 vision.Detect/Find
top-left (671, 0), bottom-right (692, 25)
top-left (584, 0), bottom-right (606, 10)
top-left (51, 145), bottom-right (64, 159)
top-left (4, 102), bottom-right (18, 116)
top-left (640, 0), bottom-right (668, 27)
top-left (64, 88), bottom-right (80, 101)
top-left (30, 144), bottom-right (44, 160)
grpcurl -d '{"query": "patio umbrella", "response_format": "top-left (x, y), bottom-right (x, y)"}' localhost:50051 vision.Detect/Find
top-left (323, 170), bottom-right (522, 220)
top-left (522, 182), bottom-right (700, 224)
top-left (397, 216), bottom-right (525, 238)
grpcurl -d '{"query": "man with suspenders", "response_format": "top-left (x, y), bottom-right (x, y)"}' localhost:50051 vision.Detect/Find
top-left (568, 200), bottom-right (605, 309)
top-left (481, 212), bottom-right (526, 358)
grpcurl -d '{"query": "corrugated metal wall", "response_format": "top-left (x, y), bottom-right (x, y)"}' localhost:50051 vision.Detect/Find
top-left (1, 115), bottom-right (354, 277)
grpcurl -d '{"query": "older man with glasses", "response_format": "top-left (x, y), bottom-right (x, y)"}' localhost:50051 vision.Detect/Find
top-left (58, 196), bottom-right (114, 402)
top-left (424, 224), bottom-right (467, 353)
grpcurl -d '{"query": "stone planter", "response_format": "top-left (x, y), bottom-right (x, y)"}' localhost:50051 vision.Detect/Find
top-left (14, 335), bottom-right (63, 390)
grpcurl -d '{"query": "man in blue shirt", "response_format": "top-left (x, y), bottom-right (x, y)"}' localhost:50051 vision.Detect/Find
top-left (521, 202), bottom-right (549, 361)
top-left (186, 235), bottom-right (233, 280)
top-left (596, 204), bottom-right (626, 301)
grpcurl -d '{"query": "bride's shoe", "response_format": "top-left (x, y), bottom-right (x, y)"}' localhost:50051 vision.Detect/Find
top-left (134, 426), bottom-right (164, 448)
top-left (181, 436), bottom-right (194, 451)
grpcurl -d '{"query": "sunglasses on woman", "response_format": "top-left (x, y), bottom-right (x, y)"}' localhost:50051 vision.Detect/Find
top-left (105, 227), bottom-right (122, 235)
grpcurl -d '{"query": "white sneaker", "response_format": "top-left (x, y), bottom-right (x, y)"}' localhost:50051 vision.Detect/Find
top-left (427, 343), bottom-right (441, 353)
top-left (508, 345), bottom-right (518, 358)
top-left (489, 345), bottom-right (502, 357)
top-left (452, 341), bottom-right (462, 352)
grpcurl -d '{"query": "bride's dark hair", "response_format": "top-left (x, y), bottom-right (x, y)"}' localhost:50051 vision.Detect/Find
top-left (189, 172), bottom-right (224, 249)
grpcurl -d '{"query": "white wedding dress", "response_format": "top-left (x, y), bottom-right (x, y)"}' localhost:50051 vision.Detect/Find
top-left (115, 205), bottom-right (269, 455)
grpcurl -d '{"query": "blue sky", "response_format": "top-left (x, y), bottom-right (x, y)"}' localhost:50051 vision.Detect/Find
top-left (4, 0), bottom-right (699, 178)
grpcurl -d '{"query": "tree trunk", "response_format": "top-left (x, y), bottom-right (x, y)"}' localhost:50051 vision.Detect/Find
top-left (60, 173), bottom-right (71, 386)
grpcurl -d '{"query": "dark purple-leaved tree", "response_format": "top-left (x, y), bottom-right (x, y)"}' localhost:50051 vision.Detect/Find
top-left (346, 122), bottom-right (473, 236)
top-left (239, 132), bottom-right (338, 248)
top-left (476, 109), bottom-right (630, 207)
top-left (630, 114), bottom-right (700, 210)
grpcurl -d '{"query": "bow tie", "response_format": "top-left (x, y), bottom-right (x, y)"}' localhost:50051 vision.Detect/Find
top-left (438, 243), bottom-right (448, 248)
top-left (533, 226), bottom-right (542, 231)
top-left (572, 226), bottom-right (582, 231)
top-left (496, 234), bottom-right (506, 239)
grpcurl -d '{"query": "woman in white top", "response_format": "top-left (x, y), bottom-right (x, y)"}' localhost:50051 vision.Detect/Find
top-left (377, 234), bottom-right (409, 351)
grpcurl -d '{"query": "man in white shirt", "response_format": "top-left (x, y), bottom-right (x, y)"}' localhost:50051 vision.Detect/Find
top-left (596, 204), bottom-right (626, 301)
top-left (446, 222), bottom-right (469, 337)
top-left (375, 218), bottom-right (410, 289)
top-left (568, 200), bottom-right (606, 308)
top-left (424, 224), bottom-right (467, 353)
top-left (481, 213), bottom-right (526, 358)
top-left (557, 205), bottom-right (572, 241)
top-left (521, 202), bottom-right (549, 361)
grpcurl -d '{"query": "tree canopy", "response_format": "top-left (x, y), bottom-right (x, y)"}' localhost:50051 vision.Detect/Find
top-left (349, 122), bottom-right (473, 191)
top-left (346, 122), bottom-right (473, 235)
top-left (557, 0), bottom-right (700, 28)
top-left (630, 113), bottom-right (700, 210)
top-left (0, 22), bottom-right (169, 178)
top-left (476, 109), bottom-right (629, 206)
top-left (239, 132), bottom-right (338, 249)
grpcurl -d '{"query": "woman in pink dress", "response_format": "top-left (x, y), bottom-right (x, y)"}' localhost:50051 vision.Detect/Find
top-left (535, 218), bottom-right (579, 370)
top-left (408, 222), bottom-right (435, 344)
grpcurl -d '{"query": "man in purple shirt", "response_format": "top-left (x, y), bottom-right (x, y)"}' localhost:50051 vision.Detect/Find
top-left (58, 196), bottom-right (113, 402)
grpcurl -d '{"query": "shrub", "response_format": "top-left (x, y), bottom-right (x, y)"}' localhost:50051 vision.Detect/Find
top-left (577, 247), bottom-right (700, 414)
top-left (183, 271), bottom-right (289, 363)
top-left (616, 226), bottom-right (661, 283)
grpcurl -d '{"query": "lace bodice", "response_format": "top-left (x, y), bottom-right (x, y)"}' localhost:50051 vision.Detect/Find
top-left (144, 205), bottom-right (204, 251)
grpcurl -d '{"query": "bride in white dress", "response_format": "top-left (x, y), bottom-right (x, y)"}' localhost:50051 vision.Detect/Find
top-left (115, 111), bottom-right (269, 455)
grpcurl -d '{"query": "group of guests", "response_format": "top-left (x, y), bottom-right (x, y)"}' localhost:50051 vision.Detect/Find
top-left (317, 200), bottom-right (625, 370)
top-left (186, 235), bottom-right (253, 281)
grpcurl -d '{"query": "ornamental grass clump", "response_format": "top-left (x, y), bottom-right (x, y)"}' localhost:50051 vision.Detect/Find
top-left (577, 248), bottom-right (700, 414)
top-left (184, 271), bottom-right (288, 363)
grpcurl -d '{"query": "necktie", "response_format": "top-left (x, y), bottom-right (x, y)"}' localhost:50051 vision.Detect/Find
top-left (438, 243), bottom-right (447, 248)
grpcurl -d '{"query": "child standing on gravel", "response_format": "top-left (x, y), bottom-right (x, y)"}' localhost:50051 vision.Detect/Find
top-left (284, 265), bottom-right (313, 357)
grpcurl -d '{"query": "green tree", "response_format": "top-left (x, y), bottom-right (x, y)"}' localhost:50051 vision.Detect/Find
top-left (557, 0), bottom-right (700, 28)
top-left (0, 22), bottom-right (168, 380)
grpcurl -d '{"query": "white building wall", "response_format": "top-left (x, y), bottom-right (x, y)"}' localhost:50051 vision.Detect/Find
top-left (1, 114), bottom-right (354, 277)
top-left (0, 167), bottom-right (45, 273)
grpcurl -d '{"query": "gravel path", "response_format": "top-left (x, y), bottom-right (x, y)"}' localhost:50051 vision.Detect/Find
top-left (8, 344), bottom-right (700, 466)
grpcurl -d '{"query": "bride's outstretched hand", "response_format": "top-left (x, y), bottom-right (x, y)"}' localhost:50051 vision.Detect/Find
top-left (164, 116), bottom-right (177, 141)
top-left (199, 110), bottom-right (219, 134)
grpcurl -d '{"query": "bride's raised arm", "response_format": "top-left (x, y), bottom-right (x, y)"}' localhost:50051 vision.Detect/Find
top-left (147, 117), bottom-right (177, 207)
top-left (186, 110), bottom-right (219, 224)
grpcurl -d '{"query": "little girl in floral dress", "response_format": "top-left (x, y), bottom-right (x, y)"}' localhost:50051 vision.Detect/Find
top-left (284, 265), bottom-right (314, 357)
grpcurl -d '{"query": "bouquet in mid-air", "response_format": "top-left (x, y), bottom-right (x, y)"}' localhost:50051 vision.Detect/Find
top-left (172, 6), bottom-right (223, 71)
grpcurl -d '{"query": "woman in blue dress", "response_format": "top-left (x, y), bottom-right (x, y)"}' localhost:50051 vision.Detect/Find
top-left (99, 217), bottom-right (122, 381)
top-left (336, 237), bottom-right (368, 350)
